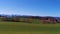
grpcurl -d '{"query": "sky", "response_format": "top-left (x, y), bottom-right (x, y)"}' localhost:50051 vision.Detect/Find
top-left (0, 0), bottom-right (60, 17)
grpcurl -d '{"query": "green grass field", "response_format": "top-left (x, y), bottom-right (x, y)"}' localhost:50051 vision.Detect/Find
top-left (0, 22), bottom-right (60, 34)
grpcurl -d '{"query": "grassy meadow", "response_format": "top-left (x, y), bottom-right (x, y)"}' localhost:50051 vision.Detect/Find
top-left (0, 22), bottom-right (60, 34)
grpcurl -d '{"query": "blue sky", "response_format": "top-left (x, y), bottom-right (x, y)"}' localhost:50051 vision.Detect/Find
top-left (0, 0), bottom-right (60, 17)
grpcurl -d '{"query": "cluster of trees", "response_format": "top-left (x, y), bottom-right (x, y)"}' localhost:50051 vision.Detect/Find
top-left (2, 17), bottom-right (20, 22)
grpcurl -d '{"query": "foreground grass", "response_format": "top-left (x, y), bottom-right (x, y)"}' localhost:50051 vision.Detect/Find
top-left (0, 22), bottom-right (60, 34)
top-left (0, 31), bottom-right (60, 34)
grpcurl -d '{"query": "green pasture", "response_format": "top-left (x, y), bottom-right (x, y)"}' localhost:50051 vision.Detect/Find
top-left (0, 22), bottom-right (60, 34)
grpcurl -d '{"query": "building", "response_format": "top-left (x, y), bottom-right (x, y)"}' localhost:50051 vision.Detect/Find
top-left (40, 17), bottom-right (57, 24)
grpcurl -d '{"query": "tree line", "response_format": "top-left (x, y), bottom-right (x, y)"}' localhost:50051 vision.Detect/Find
top-left (0, 15), bottom-right (60, 24)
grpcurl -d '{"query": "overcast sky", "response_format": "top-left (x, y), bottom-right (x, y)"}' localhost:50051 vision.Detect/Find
top-left (0, 0), bottom-right (60, 17)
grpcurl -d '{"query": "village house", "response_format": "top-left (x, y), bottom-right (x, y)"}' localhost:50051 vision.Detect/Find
top-left (40, 17), bottom-right (57, 24)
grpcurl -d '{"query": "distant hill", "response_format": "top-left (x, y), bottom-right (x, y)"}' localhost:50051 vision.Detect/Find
top-left (0, 14), bottom-right (60, 20)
